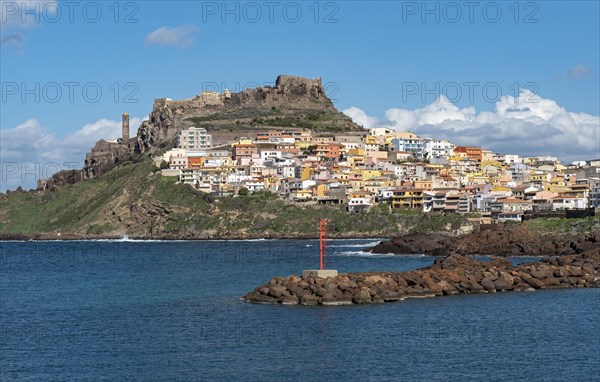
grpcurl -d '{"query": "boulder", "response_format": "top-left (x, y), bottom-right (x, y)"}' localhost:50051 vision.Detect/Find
top-left (530, 268), bottom-right (552, 280)
top-left (380, 289), bottom-right (404, 302)
top-left (438, 280), bottom-right (459, 295)
top-left (525, 277), bottom-right (544, 289)
top-left (365, 275), bottom-right (387, 284)
top-left (288, 286), bottom-right (308, 297)
top-left (480, 278), bottom-right (496, 293)
top-left (542, 277), bottom-right (561, 287)
top-left (268, 286), bottom-right (288, 298)
top-left (252, 294), bottom-right (280, 304)
top-left (300, 295), bottom-right (320, 306)
top-left (352, 289), bottom-right (372, 304)
top-left (493, 277), bottom-right (513, 291)
top-left (513, 283), bottom-right (535, 292)
top-left (258, 286), bottom-right (270, 295)
top-left (468, 282), bottom-right (486, 294)
top-left (396, 276), bottom-right (408, 288)
top-left (281, 295), bottom-right (299, 305)
top-left (569, 267), bottom-right (584, 277)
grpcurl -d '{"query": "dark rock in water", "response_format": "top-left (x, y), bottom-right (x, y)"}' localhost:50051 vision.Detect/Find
top-left (480, 278), bottom-right (496, 293)
top-left (352, 289), bottom-right (372, 304)
top-left (368, 226), bottom-right (600, 258)
top-left (281, 295), bottom-right (299, 305)
top-left (525, 277), bottom-right (545, 289)
top-left (300, 295), bottom-right (320, 306)
top-left (242, 249), bottom-right (600, 306)
top-left (468, 282), bottom-right (486, 294)
top-left (380, 289), bottom-right (404, 302)
top-left (268, 286), bottom-right (288, 298)
top-left (513, 283), bottom-right (535, 292)
top-left (493, 277), bottom-right (513, 291)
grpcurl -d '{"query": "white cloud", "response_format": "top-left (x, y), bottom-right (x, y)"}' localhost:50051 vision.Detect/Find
top-left (0, 0), bottom-right (56, 49)
top-left (559, 64), bottom-right (595, 80)
top-left (0, 116), bottom-right (143, 191)
top-left (145, 25), bottom-right (198, 48)
top-left (342, 106), bottom-right (379, 129)
top-left (343, 90), bottom-right (600, 162)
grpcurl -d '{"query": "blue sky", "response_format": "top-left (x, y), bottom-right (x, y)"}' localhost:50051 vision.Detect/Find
top-left (1, 0), bottom-right (599, 190)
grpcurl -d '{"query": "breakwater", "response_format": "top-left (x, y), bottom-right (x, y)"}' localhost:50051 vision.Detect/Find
top-left (243, 249), bottom-right (600, 305)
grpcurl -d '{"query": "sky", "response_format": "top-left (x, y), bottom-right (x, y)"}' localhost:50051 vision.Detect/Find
top-left (1, 0), bottom-right (599, 191)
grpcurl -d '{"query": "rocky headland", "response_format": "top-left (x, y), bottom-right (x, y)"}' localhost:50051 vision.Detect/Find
top-left (39, 74), bottom-right (363, 191)
top-left (242, 248), bottom-right (600, 306)
top-left (368, 224), bottom-right (600, 257)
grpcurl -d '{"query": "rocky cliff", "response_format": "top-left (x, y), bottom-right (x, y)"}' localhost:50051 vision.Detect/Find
top-left (134, 74), bottom-right (361, 154)
top-left (38, 75), bottom-right (363, 191)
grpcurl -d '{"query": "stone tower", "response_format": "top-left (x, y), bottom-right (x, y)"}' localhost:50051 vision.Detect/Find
top-left (122, 112), bottom-right (130, 143)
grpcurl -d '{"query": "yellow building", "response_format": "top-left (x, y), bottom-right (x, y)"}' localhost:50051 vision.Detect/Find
top-left (360, 169), bottom-right (382, 180)
top-left (313, 184), bottom-right (330, 198)
top-left (293, 189), bottom-right (312, 201)
top-left (300, 166), bottom-right (312, 181)
top-left (391, 188), bottom-right (424, 209)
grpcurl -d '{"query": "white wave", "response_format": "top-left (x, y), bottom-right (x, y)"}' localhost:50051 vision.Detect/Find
top-left (333, 250), bottom-right (396, 257)
top-left (328, 240), bottom-right (383, 248)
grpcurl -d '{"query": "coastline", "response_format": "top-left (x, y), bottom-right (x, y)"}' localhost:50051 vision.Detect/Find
top-left (0, 232), bottom-right (388, 242)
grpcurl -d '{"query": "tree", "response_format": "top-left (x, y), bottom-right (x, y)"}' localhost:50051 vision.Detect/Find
top-left (159, 160), bottom-right (169, 169)
top-left (238, 187), bottom-right (249, 196)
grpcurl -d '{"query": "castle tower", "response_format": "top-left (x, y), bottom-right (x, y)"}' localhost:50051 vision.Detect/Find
top-left (122, 112), bottom-right (130, 143)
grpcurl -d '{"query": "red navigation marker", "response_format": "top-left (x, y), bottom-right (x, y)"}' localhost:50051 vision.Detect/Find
top-left (319, 219), bottom-right (328, 270)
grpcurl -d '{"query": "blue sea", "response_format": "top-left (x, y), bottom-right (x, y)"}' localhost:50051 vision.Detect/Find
top-left (1, 239), bottom-right (599, 381)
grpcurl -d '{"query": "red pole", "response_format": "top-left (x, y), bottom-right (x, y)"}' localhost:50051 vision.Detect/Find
top-left (323, 220), bottom-right (327, 269)
top-left (319, 219), bottom-right (323, 270)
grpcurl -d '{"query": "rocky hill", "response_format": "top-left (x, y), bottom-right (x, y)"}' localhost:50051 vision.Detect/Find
top-left (136, 74), bottom-right (362, 153)
top-left (38, 75), bottom-right (364, 190)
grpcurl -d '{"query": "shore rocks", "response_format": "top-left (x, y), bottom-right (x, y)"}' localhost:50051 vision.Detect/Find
top-left (369, 226), bottom-right (600, 257)
top-left (242, 248), bottom-right (600, 306)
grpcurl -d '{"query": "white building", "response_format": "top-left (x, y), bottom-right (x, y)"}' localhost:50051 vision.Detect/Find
top-left (551, 197), bottom-right (588, 210)
top-left (169, 155), bottom-right (188, 170)
top-left (158, 148), bottom-right (187, 164)
top-left (176, 127), bottom-right (212, 150)
top-left (260, 150), bottom-right (283, 160)
top-left (423, 139), bottom-right (455, 159)
top-left (589, 181), bottom-right (600, 208)
top-left (370, 127), bottom-right (394, 136)
top-left (504, 154), bottom-right (521, 164)
top-left (391, 133), bottom-right (424, 160)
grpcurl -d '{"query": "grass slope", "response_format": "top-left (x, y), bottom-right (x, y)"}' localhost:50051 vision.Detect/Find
top-left (2, 158), bottom-right (595, 239)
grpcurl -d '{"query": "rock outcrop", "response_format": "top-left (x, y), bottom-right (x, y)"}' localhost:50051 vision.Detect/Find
top-left (134, 74), bottom-right (359, 155)
top-left (242, 249), bottom-right (600, 305)
top-left (369, 225), bottom-right (600, 257)
top-left (37, 75), bottom-right (363, 191)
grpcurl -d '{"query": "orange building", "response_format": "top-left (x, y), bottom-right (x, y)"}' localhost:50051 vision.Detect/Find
top-left (188, 157), bottom-right (204, 167)
top-left (233, 144), bottom-right (258, 159)
top-left (454, 146), bottom-right (482, 161)
top-left (316, 143), bottom-right (340, 159)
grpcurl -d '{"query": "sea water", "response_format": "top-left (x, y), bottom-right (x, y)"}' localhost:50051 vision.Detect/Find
top-left (1, 239), bottom-right (598, 381)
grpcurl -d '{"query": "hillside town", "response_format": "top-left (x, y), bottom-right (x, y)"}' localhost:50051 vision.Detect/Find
top-left (154, 122), bottom-right (600, 222)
